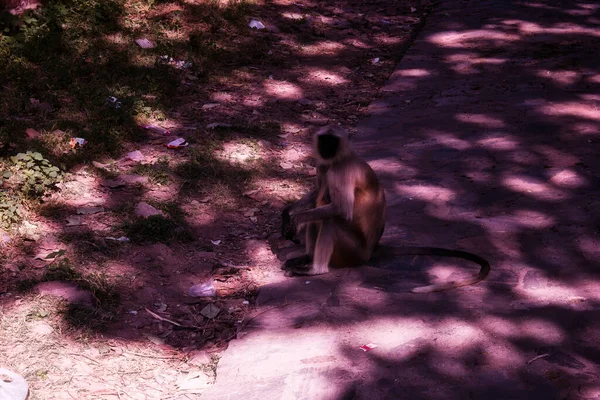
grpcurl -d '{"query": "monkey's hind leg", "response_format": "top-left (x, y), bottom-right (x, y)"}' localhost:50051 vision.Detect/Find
top-left (285, 220), bottom-right (334, 276)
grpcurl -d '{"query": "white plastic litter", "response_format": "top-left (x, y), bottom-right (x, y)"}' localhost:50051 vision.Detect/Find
top-left (135, 38), bottom-right (155, 48)
top-left (0, 369), bottom-right (29, 400)
top-left (166, 138), bottom-right (189, 149)
top-left (249, 19), bottom-right (265, 29)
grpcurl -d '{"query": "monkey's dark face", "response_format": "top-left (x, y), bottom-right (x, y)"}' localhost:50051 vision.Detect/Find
top-left (317, 134), bottom-right (340, 160)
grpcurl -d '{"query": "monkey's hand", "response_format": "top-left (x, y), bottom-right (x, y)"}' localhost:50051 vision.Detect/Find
top-left (281, 205), bottom-right (297, 241)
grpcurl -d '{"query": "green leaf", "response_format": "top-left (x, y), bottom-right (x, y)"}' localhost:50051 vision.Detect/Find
top-left (32, 152), bottom-right (43, 160)
top-left (2, 171), bottom-right (12, 179)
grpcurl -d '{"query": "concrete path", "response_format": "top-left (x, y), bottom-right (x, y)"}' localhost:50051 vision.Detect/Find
top-left (202, 0), bottom-right (600, 398)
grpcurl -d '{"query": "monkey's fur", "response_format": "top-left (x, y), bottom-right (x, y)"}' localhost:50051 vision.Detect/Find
top-left (281, 126), bottom-right (490, 293)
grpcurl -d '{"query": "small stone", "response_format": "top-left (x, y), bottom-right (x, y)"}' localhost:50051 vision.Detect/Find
top-left (188, 281), bottom-right (216, 297)
top-left (0, 230), bottom-right (11, 246)
top-left (30, 322), bottom-right (53, 336)
top-left (135, 202), bottom-right (164, 218)
top-left (100, 179), bottom-right (126, 188)
top-left (34, 281), bottom-right (95, 308)
top-left (522, 270), bottom-right (549, 289)
top-left (188, 350), bottom-right (212, 366)
top-left (25, 128), bottom-right (40, 139)
top-left (127, 150), bottom-right (144, 162)
top-left (76, 206), bottom-right (105, 215)
top-left (200, 303), bottom-right (221, 319)
top-left (119, 174), bottom-right (148, 185)
top-left (66, 216), bottom-right (85, 226)
top-left (257, 140), bottom-right (272, 148)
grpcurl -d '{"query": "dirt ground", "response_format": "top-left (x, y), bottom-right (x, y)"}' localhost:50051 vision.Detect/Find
top-left (0, 0), bottom-right (430, 398)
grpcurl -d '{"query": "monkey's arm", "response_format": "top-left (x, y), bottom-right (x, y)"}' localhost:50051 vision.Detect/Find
top-left (286, 189), bottom-right (318, 212)
top-left (292, 204), bottom-right (337, 225)
top-left (292, 178), bottom-right (355, 224)
top-left (282, 190), bottom-right (318, 240)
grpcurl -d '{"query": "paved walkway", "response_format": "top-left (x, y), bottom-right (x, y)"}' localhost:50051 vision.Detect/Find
top-left (203, 0), bottom-right (600, 398)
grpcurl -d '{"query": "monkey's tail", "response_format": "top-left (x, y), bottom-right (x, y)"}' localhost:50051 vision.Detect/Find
top-left (381, 246), bottom-right (490, 294)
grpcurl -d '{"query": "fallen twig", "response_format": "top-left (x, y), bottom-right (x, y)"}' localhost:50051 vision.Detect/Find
top-left (145, 307), bottom-right (183, 327)
top-left (122, 351), bottom-right (179, 360)
top-left (526, 353), bottom-right (550, 365)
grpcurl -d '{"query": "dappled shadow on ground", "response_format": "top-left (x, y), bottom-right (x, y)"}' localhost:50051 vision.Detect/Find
top-left (1, 0), bottom-right (599, 396)
top-left (0, 0), bottom-right (431, 396)
top-left (202, 0), bottom-right (600, 398)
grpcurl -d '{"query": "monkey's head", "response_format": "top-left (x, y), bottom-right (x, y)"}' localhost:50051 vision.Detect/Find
top-left (313, 126), bottom-right (352, 165)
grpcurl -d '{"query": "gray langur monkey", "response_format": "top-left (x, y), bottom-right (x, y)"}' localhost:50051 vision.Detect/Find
top-left (280, 125), bottom-right (490, 293)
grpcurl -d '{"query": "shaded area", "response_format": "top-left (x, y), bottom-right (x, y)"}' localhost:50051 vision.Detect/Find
top-left (0, 0), bottom-right (429, 397)
top-left (205, 0), bottom-right (600, 398)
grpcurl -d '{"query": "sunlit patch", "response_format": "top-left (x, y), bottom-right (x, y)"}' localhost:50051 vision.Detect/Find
top-left (368, 158), bottom-right (417, 176)
top-left (445, 52), bottom-right (479, 62)
top-left (353, 318), bottom-right (428, 349)
top-left (484, 342), bottom-right (524, 367)
top-left (578, 237), bottom-right (600, 261)
top-left (217, 142), bottom-right (261, 164)
top-left (210, 92), bottom-right (236, 104)
top-left (344, 38), bottom-right (371, 49)
top-left (395, 184), bottom-right (456, 202)
top-left (536, 69), bottom-right (580, 86)
top-left (549, 168), bottom-right (587, 188)
top-left (373, 34), bottom-right (403, 46)
top-left (481, 316), bottom-right (519, 337)
top-left (300, 41), bottom-right (346, 56)
top-left (502, 18), bottom-right (600, 36)
top-left (427, 132), bottom-right (471, 150)
top-left (104, 33), bottom-right (128, 45)
top-left (281, 12), bottom-right (305, 20)
top-left (280, 123), bottom-right (304, 135)
top-left (428, 30), bottom-right (520, 48)
top-left (301, 69), bottom-right (349, 86)
top-left (540, 102), bottom-right (600, 121)
top-left (511, 210), bottom-right (555, 228)
top-left (520, 319), bottom-right (564, 344)
top-left (242, 94), bottom-right (265, 108)
top-left (426, 263), bottom-right (473, 284)
top-left (281, 145), bottom-right (309, 163)
top-left (476, 210), bottom-right (554, 233)
top-left (263, 80), bottom-right (303, 101)
top-left (502, 174), bottom-right (566, 201)
top-left (433, 319), bottom-right (483, 349)
top-left (477, 135), bottom-right (519, 150)
top-left (588, 74), bottom-right (600, 84)
top-left (473, 57), bottom-right (507, 65)
top-left (162, 30), bottom-right (187, 41)
top-left (397, 69), bottom-right (430, 77)
top-left (456, 113), bottom-right (505, 128)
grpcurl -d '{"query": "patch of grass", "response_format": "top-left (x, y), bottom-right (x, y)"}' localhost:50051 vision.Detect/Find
top-left (0, 191), bottom-right (22, 229)
top-left (19, 258), bottom-right (120, 310)
top-left (131, 159), bottom-right (170, 185)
